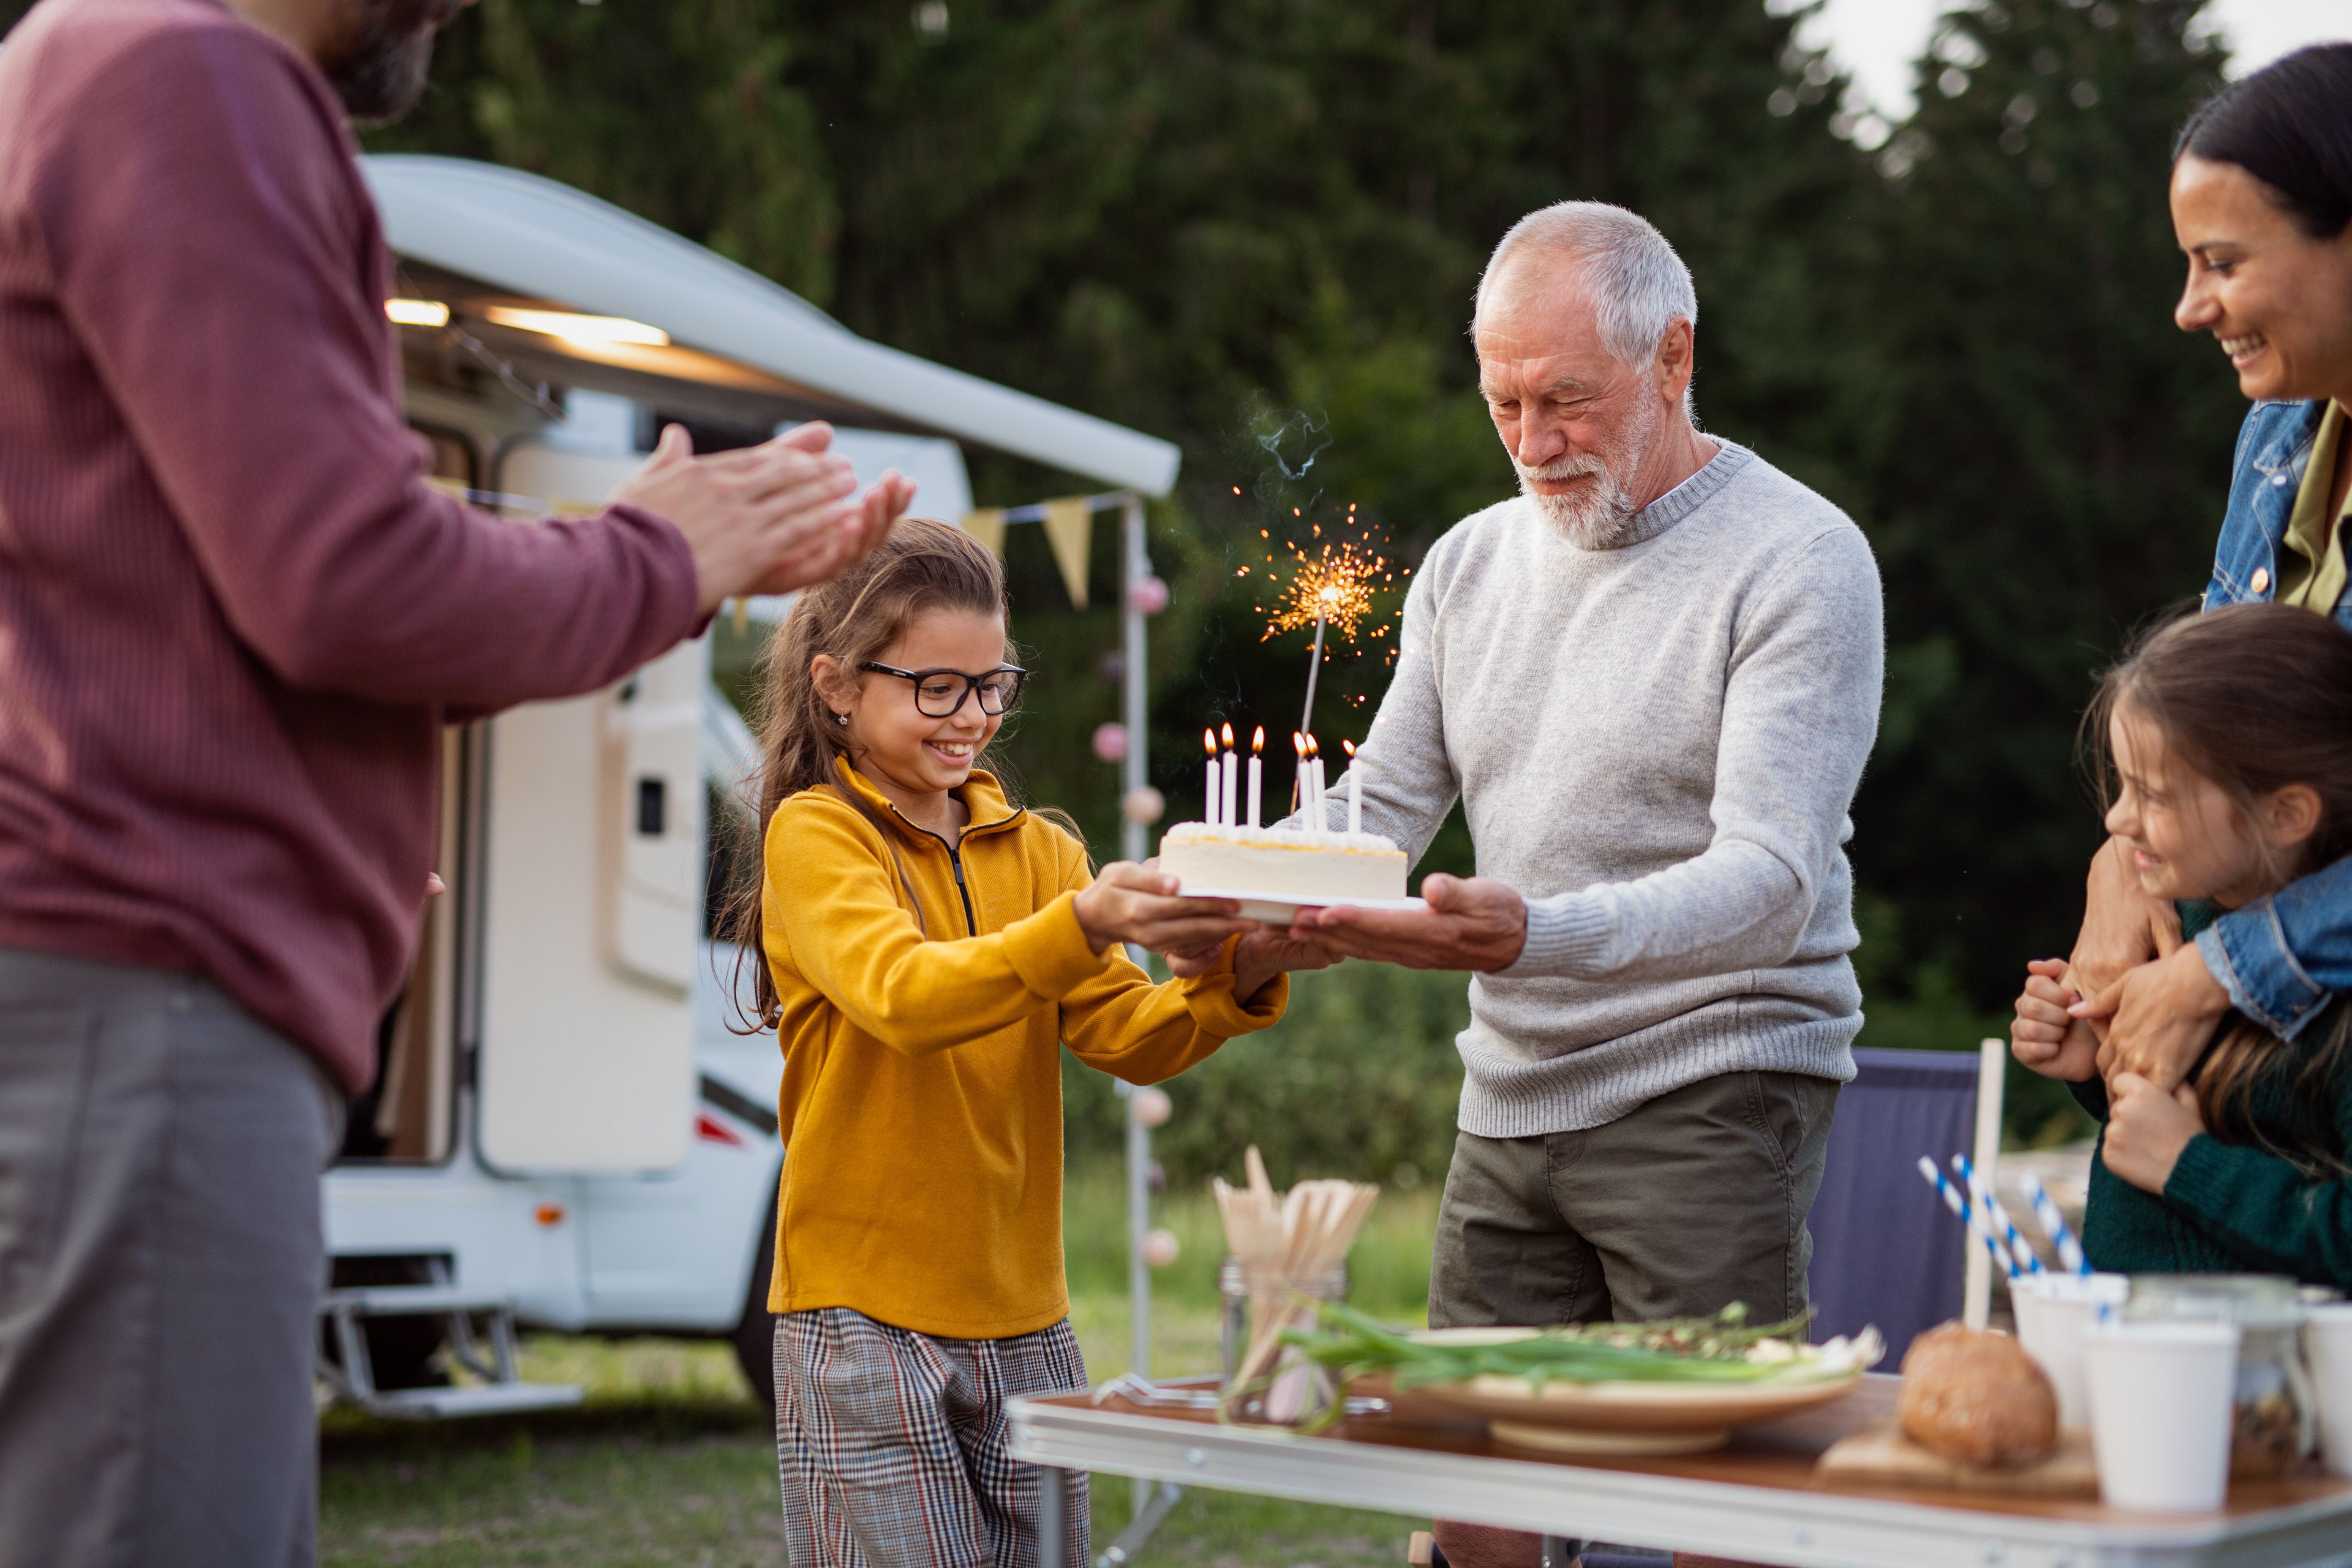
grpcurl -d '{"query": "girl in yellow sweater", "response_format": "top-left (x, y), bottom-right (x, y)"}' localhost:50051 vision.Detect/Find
top-left (731, 520), bottom-right (1303, 1568)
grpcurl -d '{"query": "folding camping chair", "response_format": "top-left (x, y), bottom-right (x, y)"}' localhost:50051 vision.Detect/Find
top-left (1808, 1039), bottom-right (2009, 1364)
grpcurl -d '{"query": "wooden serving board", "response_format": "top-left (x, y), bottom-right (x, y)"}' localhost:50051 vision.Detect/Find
top-left (1816, 1420), bottom-right (2098, 1497)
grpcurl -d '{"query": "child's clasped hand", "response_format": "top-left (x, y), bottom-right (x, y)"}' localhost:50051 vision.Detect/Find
top-left (2101, 1071), bottom-right (2207, 1194)
top-left (2011, 957), bottom-right (2101, 1083)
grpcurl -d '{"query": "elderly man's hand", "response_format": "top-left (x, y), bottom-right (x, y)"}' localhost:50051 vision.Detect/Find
top-left (2073, 940), bottom-right (2230, 1090)
top-left (1286, 873), bottom-right (1528, 971)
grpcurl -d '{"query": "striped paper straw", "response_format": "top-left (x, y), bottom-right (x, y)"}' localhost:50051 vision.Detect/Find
top-left (1955, 1154), bottom-right (2044, 1276)
top-left (1916, 1156), bottom-right (2017, 1279)
top-left (2020, 1170), bottom-right (2089, 1276)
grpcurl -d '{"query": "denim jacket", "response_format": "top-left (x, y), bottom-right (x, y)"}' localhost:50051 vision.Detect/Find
top-left (2197, 398), bottom-right (2352, 1038)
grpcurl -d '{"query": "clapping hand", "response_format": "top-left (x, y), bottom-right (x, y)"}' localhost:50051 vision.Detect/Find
top-left (615, 421), bottom-right (912, 612)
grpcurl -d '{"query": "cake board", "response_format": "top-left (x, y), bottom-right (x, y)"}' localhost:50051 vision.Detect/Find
top-left (1174, 887), bottom-right (1429, 926)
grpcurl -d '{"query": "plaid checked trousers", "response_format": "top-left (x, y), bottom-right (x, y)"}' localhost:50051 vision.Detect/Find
top-left (775, 1308), bottom-right (1091, 1568)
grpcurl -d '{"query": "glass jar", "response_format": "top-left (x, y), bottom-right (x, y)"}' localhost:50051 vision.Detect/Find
top-left (1217, 1255), bottom-right (1347, 1426)
top-left (2126, 1274), bottom-right (2314, 1478)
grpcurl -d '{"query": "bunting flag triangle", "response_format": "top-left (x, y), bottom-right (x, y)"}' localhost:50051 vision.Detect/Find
top-left (958, 508), bottom-right (1006, 555)
top-left (1041, 496), bottom-right (1093, 609)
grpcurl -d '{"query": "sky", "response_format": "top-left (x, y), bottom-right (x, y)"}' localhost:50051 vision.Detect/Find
top-left (1799, 0), bottom-right (2352, 120)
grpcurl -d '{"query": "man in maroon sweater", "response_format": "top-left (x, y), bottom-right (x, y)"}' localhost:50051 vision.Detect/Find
top-left (0, 0), bottom-right (911, 1561)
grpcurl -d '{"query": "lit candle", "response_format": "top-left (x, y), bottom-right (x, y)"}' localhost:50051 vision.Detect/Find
top-left (1343, 739), bottom-right (1361, 837)
top-left (1290, 732), bottom-right (1307, 824)
top-left (1247, 727), bottom-right (1264, 828)
top-left (1203, 728), bottom-right (1221, 827)
top-left (1220, 722), bottom-right (1238, 830)
top-left (1306, 735), bottom-right (1323, 828)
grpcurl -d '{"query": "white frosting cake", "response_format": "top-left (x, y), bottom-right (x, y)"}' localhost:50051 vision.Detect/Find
top-left (1158, 822), bottom-right (1407, 905)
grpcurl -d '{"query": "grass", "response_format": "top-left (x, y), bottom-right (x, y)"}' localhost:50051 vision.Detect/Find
top-left (319, 1167), bottom-right (1434, 1567)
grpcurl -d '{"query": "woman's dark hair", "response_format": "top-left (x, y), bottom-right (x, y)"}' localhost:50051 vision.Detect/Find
top-left (2085, 602), bottom-right (2352, 1175)
top-left (2176, 44), bottom-right (2352, 238)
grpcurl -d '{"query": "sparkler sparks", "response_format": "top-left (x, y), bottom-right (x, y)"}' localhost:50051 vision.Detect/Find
top-left (1260, 539), bottom-right (1386, 645)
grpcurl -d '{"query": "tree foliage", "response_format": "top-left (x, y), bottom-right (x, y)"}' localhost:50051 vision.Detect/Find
top-left (1845, 0), bottom-right (2237, 1000)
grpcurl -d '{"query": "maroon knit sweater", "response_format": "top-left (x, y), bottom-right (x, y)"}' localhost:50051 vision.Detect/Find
top-left (0, 0), bottom-right (705, 1090)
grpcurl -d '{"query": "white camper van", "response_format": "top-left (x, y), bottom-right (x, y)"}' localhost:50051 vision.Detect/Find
top-left (320, 157), bottom-right (1177, 1417)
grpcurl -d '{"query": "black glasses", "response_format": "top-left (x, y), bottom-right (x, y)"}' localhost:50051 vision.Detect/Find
top-left (858, 662), bottom-right (1027, 717)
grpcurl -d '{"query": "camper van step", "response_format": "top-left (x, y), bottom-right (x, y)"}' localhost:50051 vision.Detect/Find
top-left (359, 1383), bottom-right (585, 1421)
top-left (323, 1284), bottom-right (515, 1318)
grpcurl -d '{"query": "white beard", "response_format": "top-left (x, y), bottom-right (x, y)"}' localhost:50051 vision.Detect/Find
top-left (1513, 392), bottom-right (1669, 550)
top-left (1516, 455), bottom-right (1640, 549)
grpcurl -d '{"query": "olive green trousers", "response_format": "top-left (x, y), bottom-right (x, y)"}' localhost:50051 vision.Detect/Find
top-left (1427, 1069), bottom-right (1840, 1330)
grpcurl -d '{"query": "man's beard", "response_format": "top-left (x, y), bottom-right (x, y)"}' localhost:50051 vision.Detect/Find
top-left (323, 0), bottom-right (460, 125)
top-left (1513, 394), bottom-right (1667, 550)
top-left (1516, 452), bottom-right (1638, 548)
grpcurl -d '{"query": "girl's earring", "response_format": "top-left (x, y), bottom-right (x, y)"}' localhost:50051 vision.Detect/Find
top-left (833, 711), bottom-right (849, 726)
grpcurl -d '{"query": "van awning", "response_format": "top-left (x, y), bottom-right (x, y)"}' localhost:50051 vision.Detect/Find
top-left (360, 155), bottom-right (1180, 496)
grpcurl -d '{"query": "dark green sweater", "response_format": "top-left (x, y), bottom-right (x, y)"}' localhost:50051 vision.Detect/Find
top-left (2074, 903), bottom-right (2352, 1286)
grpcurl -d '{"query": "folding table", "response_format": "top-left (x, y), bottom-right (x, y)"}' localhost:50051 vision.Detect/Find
top-left (1012, 1375), bottom-right (2352, 1568)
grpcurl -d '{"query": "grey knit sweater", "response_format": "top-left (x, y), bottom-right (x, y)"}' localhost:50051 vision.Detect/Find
top-left (1309, 441), bottom-right (1884, 1136)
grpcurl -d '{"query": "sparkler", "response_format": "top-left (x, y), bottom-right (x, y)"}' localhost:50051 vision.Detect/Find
top-left (1260, 537), bottom-right (1388, 743)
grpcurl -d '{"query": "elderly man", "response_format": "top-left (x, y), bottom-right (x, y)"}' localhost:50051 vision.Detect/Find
top-left (1274, 202), bottom-right (1881, 1560)
top-left (0, 1), bottom-right (907, 1563)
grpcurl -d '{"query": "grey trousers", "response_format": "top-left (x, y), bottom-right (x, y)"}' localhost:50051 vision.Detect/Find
top-left (1428, 1069), bottom-right (1840, 1329)
top-left (0, 947), bottom-right (345, 1568)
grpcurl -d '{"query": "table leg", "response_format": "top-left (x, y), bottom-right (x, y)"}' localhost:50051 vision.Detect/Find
top-left (1039, 1464), bottom-right (1070, 1568)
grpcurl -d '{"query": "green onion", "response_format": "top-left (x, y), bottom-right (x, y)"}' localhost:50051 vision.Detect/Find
top-left (1282, 1301), bottom-right (1842, 1395)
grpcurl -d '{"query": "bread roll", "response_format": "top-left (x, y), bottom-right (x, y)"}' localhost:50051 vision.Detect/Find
top-left (1897, 1321), bottom-right (2058, 1467)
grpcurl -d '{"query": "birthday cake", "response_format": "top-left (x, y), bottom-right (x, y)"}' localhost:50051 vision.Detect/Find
top-left (1159, 822), bottom-right (1408, 906)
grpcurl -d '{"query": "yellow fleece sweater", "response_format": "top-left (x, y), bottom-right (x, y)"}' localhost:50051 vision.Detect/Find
top-left (761, 758), bottom-right (1287, 1338)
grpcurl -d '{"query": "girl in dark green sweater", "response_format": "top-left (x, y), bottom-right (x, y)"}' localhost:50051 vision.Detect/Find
top-left (2011, 604), bottom-right (2352, 1285)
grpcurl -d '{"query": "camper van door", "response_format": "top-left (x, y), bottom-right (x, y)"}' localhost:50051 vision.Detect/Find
top-left (474, 441), bottom-right (702, 1173)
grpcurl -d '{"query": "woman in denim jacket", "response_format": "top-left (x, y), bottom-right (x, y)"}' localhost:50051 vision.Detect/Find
top-left (2067, 46), bottom-right (2352, 1092)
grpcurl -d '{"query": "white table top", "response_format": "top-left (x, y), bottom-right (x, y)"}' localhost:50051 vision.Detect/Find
top-left (1008, 1375), bottom-right (2352, 1568)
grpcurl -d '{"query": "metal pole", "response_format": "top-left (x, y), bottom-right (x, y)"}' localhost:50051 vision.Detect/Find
top-left (1038, 1464), bottom-right (1069, 1568)
top-left (1119, 492), bottom-right (1153, 1525)
top-left (1121, 494), bottom-right (1149, 868)
top-left (1126, 1100), bottom-right (1151, 1383)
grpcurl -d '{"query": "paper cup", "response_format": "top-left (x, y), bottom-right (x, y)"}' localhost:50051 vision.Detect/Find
top-left (2304, 1304), bottom-right (2352, 1476)
top-left (2012, 1273), bottom-right (2132, 1426)
top-left (2084, 1320), bottom-right (2240, 1512)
